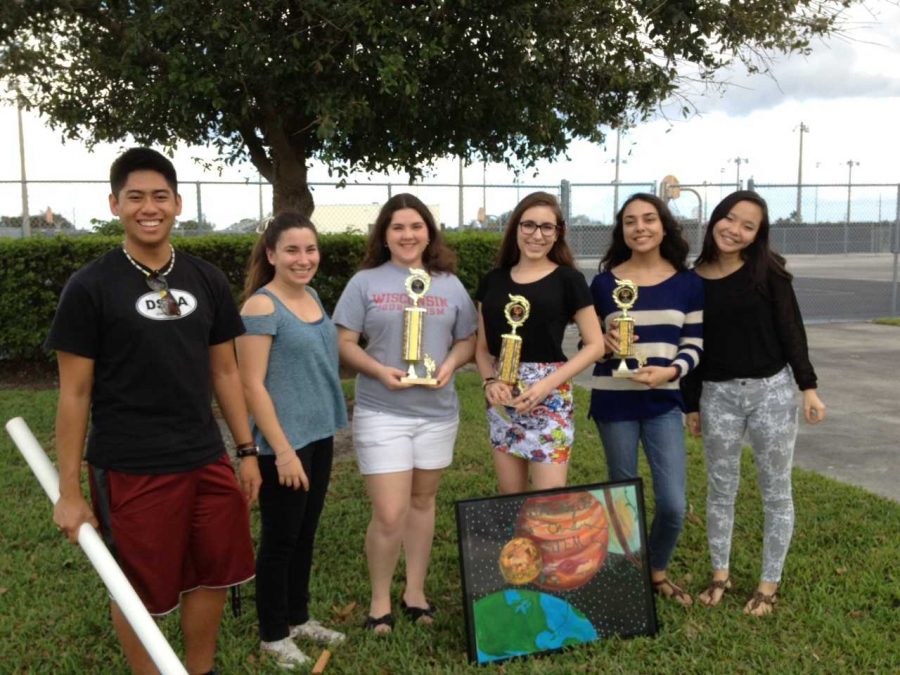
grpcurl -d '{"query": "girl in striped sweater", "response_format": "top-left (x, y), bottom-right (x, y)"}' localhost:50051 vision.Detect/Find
top-left (589, 193), bottom-right (704, 606)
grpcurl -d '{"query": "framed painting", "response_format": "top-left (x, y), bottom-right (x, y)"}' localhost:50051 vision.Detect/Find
top-left (455, 479), bottom-right (657, 664)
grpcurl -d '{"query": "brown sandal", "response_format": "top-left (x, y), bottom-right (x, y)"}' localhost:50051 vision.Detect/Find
top-left (698, 575), bottom-right (733, 607)
top-left (744, 590), bottom-right (778, 616)
top-left (652, 577), bottom-right (693, 607)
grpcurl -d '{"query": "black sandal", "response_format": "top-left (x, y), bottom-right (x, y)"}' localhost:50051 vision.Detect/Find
top-left (745, 590), bottom-right (778, 616)
top-left (699, 575), bottom-right (733, 607)
top-left (401, 599), bottom-right (435, 624)
top-left (363, 613), bottom-right (394, 634)
top-left (652, 577), bottom-right (693, 607)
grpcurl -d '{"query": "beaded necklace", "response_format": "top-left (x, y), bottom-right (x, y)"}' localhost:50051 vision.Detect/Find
top-left (121, 244), bottom-right (175, 277)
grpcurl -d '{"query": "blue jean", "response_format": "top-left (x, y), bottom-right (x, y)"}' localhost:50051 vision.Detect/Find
top-left (596, 407), bottom-right (686, 571)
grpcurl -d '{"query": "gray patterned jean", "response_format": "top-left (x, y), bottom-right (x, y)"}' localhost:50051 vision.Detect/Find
top-left (700, 366), bottom-right (799, 583)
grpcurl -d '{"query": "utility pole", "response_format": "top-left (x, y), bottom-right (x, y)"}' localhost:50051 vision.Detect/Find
top-left (258, 172), bottom-right (264, 223)
top-left (613, 129), bottom-right (622, 220)
top-left (16, 89), bottom-right (31, 238)
top-left (795, 123), bottom-right (808, 222)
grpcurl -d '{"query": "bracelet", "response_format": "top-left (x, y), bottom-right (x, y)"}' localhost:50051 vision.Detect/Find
top-left (482, 377), bottom-right (497, 390)
top-left (236, 445), bottom-right (259, 458)
top-left (235, 441), bottom-right (256, 451)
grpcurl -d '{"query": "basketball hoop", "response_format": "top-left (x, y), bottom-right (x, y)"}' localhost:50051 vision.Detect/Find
top-left (660, 175), bottom-right (681, 201)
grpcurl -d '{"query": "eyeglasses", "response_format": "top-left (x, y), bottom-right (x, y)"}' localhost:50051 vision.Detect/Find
top-left (146, 273), bottom-right (181, 317)
top-left (519, 220), bottom-right (558, 237)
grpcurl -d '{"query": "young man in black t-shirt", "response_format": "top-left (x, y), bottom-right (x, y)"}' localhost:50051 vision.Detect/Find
top-left (46, 147), bottom-right (261, 674)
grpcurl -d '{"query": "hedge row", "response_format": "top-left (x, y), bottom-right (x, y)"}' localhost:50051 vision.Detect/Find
top-left (0, 231), bottom-right (501, 360)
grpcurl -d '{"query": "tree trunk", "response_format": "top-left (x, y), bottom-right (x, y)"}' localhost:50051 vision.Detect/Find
top-left (271, 150), bottom-right (314, 217)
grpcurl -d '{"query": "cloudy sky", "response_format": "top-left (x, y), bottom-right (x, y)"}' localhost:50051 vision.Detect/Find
top-left (1, 1), bottom-right (899, 228)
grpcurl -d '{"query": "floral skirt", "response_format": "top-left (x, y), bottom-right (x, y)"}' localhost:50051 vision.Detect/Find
top-left (486, 361), bottom-right (574, 464)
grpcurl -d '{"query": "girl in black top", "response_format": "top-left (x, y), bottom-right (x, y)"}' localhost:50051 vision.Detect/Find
top-left (681, 191), bottom-right (826, 616)
top-left (475, 192), bottom-right (604, 494)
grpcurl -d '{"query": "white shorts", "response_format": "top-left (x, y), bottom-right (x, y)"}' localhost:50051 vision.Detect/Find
top-left (352, 407), bottom-right (459, 475)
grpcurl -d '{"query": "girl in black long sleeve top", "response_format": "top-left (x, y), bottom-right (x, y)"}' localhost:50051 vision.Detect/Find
top-left (681, 191), bottom-right (826, 616)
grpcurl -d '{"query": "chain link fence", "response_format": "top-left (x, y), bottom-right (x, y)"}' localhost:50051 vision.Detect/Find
top-left (2, 177), bottom-right (898, 319)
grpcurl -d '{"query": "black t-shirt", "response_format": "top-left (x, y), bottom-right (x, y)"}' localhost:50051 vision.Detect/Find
top-left (680, 263), bottom-right (817, 412)
top-left (476, 266), bottom-right (593, 362)
top-left (45, 248), bottom-right (245, 474)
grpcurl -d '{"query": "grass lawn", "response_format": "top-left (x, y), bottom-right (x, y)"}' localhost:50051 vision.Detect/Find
top-left (1, 375), bottom-right (897, 673)
top-left (873, 317), bottom-right (900, 327)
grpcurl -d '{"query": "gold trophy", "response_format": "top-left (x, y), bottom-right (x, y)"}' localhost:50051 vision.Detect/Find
top-left (400, 268), bottom-right (438, 385)
top-left (498, 294), bottom-right (531, 385)
top-left (612, 279), bottom-right (645, 378)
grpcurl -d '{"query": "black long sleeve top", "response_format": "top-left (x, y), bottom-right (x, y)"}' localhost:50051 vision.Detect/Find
top-left (681, 263), bottom-right (817, 413)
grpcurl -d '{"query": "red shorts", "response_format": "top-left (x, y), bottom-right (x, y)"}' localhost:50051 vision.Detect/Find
top-left (89, 454), bottom-right (255, 616)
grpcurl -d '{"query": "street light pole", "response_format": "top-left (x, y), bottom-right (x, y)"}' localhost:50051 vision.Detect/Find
top-left (844, 160), bottom-right (859, 254)
top-left (16, 89), bottom-right (31, 238)
top-left (795, 123), bottom-right (808, 222)
top-left (732, 157), bottom-right (748, 189)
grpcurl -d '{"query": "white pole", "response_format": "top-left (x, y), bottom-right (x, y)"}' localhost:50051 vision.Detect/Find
top-left (5, 417), bottom-right (187, 675)
top-left (15, 91), bottom-right (31, 238)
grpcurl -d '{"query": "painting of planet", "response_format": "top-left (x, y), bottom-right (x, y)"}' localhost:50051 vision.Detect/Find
top-left (514, 491), bottom-right (609, 591)
top-left (456, 479), bottom-right (657, 664)
top-left (474, 589), bottom-right (597, 663)
top-left (498, 537), bottom-right (543, 585)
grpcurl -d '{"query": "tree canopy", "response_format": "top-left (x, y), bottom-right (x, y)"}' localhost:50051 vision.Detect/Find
top-left (0, 1), bottom-right (853, 215)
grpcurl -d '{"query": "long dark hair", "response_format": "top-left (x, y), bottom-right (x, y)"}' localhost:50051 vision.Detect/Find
top-left (696, 190), bottom-right (791, 288)
top-left (601, 193), bottom-right (689, 272)
top-left (242, 211), bottom-right (318, 301)
top-left (495, 191), bottom-right (575, 269)
top-left (360, 193), bottom-right (457, 274)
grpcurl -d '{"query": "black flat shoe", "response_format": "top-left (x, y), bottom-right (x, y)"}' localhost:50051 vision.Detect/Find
top-left (363, 613), bottom-right (394, 635)
top-left (401, 599), bottom-right (435, 624)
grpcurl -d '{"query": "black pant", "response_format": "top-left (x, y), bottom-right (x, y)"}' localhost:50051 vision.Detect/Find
top-left (256, 437), bottom-right (334, 642)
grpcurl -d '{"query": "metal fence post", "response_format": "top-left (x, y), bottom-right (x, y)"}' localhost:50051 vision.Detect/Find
top-left (560, 180), bottom-right (571, 222)
top-left (195, 181), bottom-right (202, 227)
top-left (458, 159), bottom-right (463, 228)
top-left (891, 184), bottom-right (899, 315)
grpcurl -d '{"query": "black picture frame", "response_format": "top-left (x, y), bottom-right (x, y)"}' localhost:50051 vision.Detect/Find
top-left (455, 479), bottom-right (658, 664)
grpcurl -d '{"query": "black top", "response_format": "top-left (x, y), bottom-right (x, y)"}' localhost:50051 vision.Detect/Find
top-left (681, 263), bottom-right (817, 412)
top-left (45, 248), bottom-right (245, 474)
top-left (476, 266), bottom-right (593, 362)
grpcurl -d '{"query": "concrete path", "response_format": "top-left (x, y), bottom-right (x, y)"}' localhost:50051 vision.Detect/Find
top-left (565, 322), bottom-right (900, 503)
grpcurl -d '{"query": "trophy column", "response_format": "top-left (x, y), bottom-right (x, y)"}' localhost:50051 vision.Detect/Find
top-left (400, 268), bottom-right (438, 385)
top-left (498, 294), bottom-right (531, 386)
top-left (611, 280), bottom-right (644, 378)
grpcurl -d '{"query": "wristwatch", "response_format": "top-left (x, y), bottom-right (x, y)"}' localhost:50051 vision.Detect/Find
top-left (235, 442), bottom-right (260, 458)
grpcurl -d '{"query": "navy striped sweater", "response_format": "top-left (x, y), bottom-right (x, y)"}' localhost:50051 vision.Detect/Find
top-left (589, 270), bottom-right (704, 422)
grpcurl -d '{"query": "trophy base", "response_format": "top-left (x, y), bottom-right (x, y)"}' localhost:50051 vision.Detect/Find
top-left (612, 360), bottom-right (641, 378)
top-left (400, 376), bottom-right (439, 386)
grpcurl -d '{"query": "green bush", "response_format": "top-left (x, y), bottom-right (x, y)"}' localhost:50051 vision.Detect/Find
top-left (0, 231), bottom-right (501, 361)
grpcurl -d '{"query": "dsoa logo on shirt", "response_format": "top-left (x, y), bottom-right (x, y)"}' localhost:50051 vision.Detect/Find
top-left (135, 290), bottom-right (198, 320)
